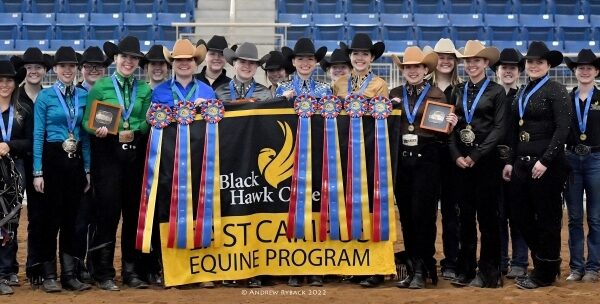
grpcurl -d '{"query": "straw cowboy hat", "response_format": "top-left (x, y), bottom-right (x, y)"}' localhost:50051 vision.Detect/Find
top-left (523, 41), bottom-right (563, 68)
top-left (162, 39), bottom-right (207, 64)
top-left (564, 48), bottom-right (600, 71)
top-left (223, 42), bottom-right (270, 66)
top-left (391, 46), bottom-right (438, 74)
top-left (458, 40), bottom-right (500, 66)
top-left (433, 38), bottom-right (462, 57)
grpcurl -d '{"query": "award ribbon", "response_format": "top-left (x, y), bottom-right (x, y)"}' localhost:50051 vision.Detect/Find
top-left (575, 87), bottom-right (594, 138)
top-left (194, 99), bottom-right (224, 248)
top-left (53, 84), bottom-right (79, 134)
top-left (287, 94), bottom-right (316, 240)
top-left (228, 79), bottom-right (256, 100)
top-left (136, 103), bottom-right (171, 252)
top-left (370, 96), bottom-right (394, 242)
top-left (344, 94), bottom-right (370, 240)
top-left (0, 104), bottom-right (14, 142)
top-left (402, 83), bottom-right (430, 127)
top-left (112, 75), bottom-right (138, 127)
top-left (167, 100), bottom-right (196, 249)
top-left (318, 95), bottom-right (347, 241)
top-left (518, 75), bottom-right (550, 122)
top-left (462, 78), bottom-right (490, 126)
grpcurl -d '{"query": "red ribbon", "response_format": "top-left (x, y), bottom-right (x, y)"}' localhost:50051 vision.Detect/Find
top-left (167, 134), bottom-right (180, 248)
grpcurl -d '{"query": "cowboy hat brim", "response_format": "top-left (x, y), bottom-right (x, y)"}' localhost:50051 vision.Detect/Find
top-left (284, 46), bottom-right (328, 63)
top-left (458, 47), bottom-right (500, 67)
top-left (491, 60), bottom-right (524, 72)
top-left (0, 67), bottom-right (26, 85)
top-left (224, 47), bottom-right (270, 66)
top-left (163, 44), bottom-right (207, 65)
top-left (392, 52), bottom-right (438, 75)
top-left (11, 54), bottom-right (53, 72)
top-left (103, 41), bottom-right (144, 59)
top-left (564, 57), bottom-right (600, 71)
top-left (347, 42), bottom-right (385, 61)
top-left (523, 50), bottom-right (563, 68)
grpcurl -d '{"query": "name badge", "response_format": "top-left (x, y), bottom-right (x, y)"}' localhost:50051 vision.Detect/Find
top-left (119, 130), bottom-right (134, 143)
top-left (402, 134), bottom-right (418, 146)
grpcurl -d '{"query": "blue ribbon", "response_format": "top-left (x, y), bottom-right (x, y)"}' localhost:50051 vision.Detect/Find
top-left (375, 119), bottom-right (390, 241)
top-left (462, 78), bottom-right (490, 125)
top-left (144, 127), bottom-right (161, 205)
top-left (52, 84), bottom-right (79, 134)
top-left (292, 73), bottom-right (316, 96)
top-left (176, 124), bottom-right (190, 248)
top-left (0, 104), bottom-right (14, 142)
top-left (325, 118), bottom-right (340, 240)
top-left (228, 79), bottom-right (256, 100)
top-left (575, 87), bottom-right (594, 136)
top-left (347, 72), bottom-right (374, 95)
top-left (202, 123), bottom-right (217, 247)
top-left (172, 79), bottom-right (198, 103)
top-left (294, 116), bottom-right (310, 239)
top-left (402, 83), bottom-right (431, 125)
top-left (350, 117), bottom-right (362, 239)
top-left (112, 75), bottom-right (138, 122)
top-left (518, 75), bottom-right (550, 121)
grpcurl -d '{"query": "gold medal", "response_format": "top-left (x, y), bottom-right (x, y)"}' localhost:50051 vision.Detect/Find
top-left (466, 124), bottom-right (472, 130)
top-left (518, 119), bottom-right (524, 126)
top-left (123, 121), bottom-right (130, 129)
top-left (580, 133), bottom-right (587, 141)
top-left (408, 124), bottom-right (415, 132)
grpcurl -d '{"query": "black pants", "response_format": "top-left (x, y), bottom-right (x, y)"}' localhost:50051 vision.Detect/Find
top-left (88, 134), bottom-right (148, 282)
top-left (509, 155), bottom-right (568, 283)
top-left (439, 147), bottom-right (459, 272)
top-left (455, 154), bottom-right (502, 280)
top-left (0, 159), bottom-right (24, 279)
top-left (27, 143), bottom-right (86, 277)
top-left (395, 143), bottom-right (441, 275)
top-left (25, 154), bottom-right (47, 279)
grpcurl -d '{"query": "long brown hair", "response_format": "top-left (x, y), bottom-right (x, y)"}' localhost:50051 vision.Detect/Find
top-left (429, 54), bottom-right (462, 87)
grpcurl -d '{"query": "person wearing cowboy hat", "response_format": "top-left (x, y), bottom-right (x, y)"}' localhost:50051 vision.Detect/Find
top-left (262, 50), bottom-right (292, 95)
top-left (491, 48), bottom-right (530, 280)
top-left (332, 33), bottom-right (388, 99)
top-left (215, 42), bottom-right (272, 102)
top-left (78, 46), bottom-right (112, 92)
top-left (276, 37), bottom-right (331, 100)
top-left (10, 48), bottom-right (52, 110)
top-left (81, 35), bottom-right (152, 291)
top-left (31, 46), bottom-right (92, 293)
top-left (447, 40), bottom-right (507, 288)
top-left (389, 46), bottom-right (457, 289)
top-left (426, 38), bottom-right (464, 281)
top-left (141, 44), bottom-right (171, 89)
top-left (501, 41), bottom-right (571, 289)
top-left (562, 49), bottom-right (600, 283)
top-left (320, 48), bottom-right (351, 87)
top-left (0, 60), bottom-right (30, 295)
top-left (194, 35), bottom-right (232, 89)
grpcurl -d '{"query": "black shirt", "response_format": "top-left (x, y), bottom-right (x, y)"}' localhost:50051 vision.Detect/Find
top-left (18, 84), bottom-right (42, 110)
top-left (194, 66), bottom-right (231, 90)
top-left (449, 78), bottom-right (508, 162)
top-left (567, 86), bottom-right (600, 147)
top-left (507, 77), bottom-right (571, 166)
top-left (0, 103), bottom-right (33, 159)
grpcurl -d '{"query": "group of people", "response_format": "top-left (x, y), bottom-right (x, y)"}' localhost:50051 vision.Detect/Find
top-left (0, 31), bottom-right (596, 294)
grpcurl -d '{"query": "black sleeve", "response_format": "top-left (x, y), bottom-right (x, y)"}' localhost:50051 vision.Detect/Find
top-left (7, 104), bottom-right (33, 157)
top-left (448, 85), bottom-right (462, 161)
top-left (540, 81), bottom-right (572, 166)
top-left (469, 87), bottom-right (508, 162)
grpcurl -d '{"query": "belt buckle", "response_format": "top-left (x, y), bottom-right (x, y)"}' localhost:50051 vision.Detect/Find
top-left (574, 144), bottom-right (591, 156)
top-left (521, 156), bottom-right (531, 161)
top-left (67, 152), bottom-right (76, 159)
top-left (519, 131), bottom-right (530, 142)
top-left (401, 151), bottom-right (412, 157)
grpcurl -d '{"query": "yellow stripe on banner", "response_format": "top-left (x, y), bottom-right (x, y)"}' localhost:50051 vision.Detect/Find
top-left (339, 109), bottom-right (402, 117)
top-left (359, 120), bottom-right (371, 240)
top-left (334, 122), bottom-right (348, 241)
top-left (212, 127), bottom-right (222, 247)
top-left (384, 123), bottom-right (397, 241)
top-left (185, 128), bottom-right (194, 249)
top-left (193, 109), bottom-right (296, 120)
top-left (304, 123), bottom-right (313, 241)
top-left (142, 131), bottom-right (163, 253)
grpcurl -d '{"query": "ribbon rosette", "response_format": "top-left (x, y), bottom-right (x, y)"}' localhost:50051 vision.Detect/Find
top-left (344, 94), bottom-right (368, 118)
top-left (173, 101), bottom-right (196, 125)
top-left (195, 99), bottom-right (224, 248)
top-left (294, 94), bottom-right (317, 117)
top-left (319, 95), bottom-right (343, 119)
top-left (369, 96), bottom-right (393, 120)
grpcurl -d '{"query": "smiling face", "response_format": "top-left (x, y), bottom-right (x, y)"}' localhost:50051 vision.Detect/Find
top-left (329, 64), bottom-right (350, 83)
top-left (266, 68), bottom-right (287, 85)
top-left (402, 64), bottom-right (428, 85)
top-left (574, 64), bottom-right (599, 85)
top-left (464, 57), bottom-right (489, 80)
top-left (350, 50), bottom-right (373, 74)
top-left (206, 50), bottom-right (225, 73)
top-left (115, 54), bottom-right (140, 77)
top-left (147, 61), bottom-right (169, 83)
top-left (173, 58), bottom-right (196, 79)
top-left (496, 64), bottom-right (520, 87)
top-left (24, 64), bottom-right (46, 85)
top-left (0, 77), bottom-right (15, 100)
top-left (436, 53), bottom-right (456, 75)
top-left (82, 63), bottom-right (106, 85)
top-left (234, 58), bottom-right (259, 82)
top-left (292, 55), bottom-right (317, 78)
top-left (53, 63), bottom-right (77, 84)
top-left (525, 59), bottom-right (550, 80)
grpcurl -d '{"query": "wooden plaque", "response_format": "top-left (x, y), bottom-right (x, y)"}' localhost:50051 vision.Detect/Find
top-left (88, 100), bottom-right (122, 135)
top-left (419, 100), bottom-right (454, 134)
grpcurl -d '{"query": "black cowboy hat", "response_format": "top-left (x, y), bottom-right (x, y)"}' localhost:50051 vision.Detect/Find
top-left (523, 41), bottom-right (563, 68)
top-left (196, 38), bottom-right (206, 48)
top-left (282, 37), bottom-right (327, 63)
top-left (261, 50), bottom-right (294, 74)
top-left (52, 46), bottom-right (79, 66)
top-left (564, 49), bottom-right (600, 71)
top-left (492, 48), bottom-right (524, 72)
top-left (319, 48), bottom-right (351, 72)
top-left (80, 46), bottom-right (112, 67)
top-left (10, 47), bottom-right (53, 72)
top-left (140, 44), bottom-right (170, 69)
top-left (103, 36), bottom-right (144, 59)
top-left (0, 60), bottom-right (26, 85)
top-left (346, 33), bottom-right (385, 61)
top-left (206, 35), bottom-right (228, 52)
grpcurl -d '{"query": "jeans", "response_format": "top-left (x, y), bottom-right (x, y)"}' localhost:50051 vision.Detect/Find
top-left (565, 151), bottom-right (600, 273)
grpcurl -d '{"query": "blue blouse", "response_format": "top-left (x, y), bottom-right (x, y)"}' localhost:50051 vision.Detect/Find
top-left (275, 73), bottom-right (332, 98)
top-left (152, 78), bottom-right (216, 107)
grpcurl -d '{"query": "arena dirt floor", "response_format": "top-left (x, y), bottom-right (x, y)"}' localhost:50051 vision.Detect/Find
top-left (4, 209), bottom-right (600, 304)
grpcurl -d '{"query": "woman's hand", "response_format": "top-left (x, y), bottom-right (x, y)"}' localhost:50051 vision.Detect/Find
top-left (84, 173), bottom-right (91, 193)
top-left (33, 177), bottom-right (44, 193)
top-left (0, 142), bottom-right (9, 156)
top-left (194, 98), bottom-right (207, 107)
top-left (283, 90), bottom-right (295, 99)
top-left (502, 164), bottom-right (513, 181)
top-left (532, 161), bottom-right (547, 179)
top-left (95, 126), bottom-right (108, 138)
top-left (446, 113), bottom-right (458, 128)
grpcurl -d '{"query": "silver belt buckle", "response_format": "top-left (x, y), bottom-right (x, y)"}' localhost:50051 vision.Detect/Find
top-left (520, 156), bottom-right (531, 161)
top-left (67, 152), bottom-right (77, 159)
top-left (574, 144), bottom-right (591, 156)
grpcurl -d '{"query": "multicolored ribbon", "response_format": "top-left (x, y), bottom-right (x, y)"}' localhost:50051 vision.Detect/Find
top-left (167, 101), bottom-right (196, 249)
top-left (318, 95), bottom-right (347, 241)
top-left (287, 94), bottom-right (316, 240)
top-left (136, 103), bottom-right (171, 253)
top-left (194, 99), bottom-right (224, 248)
top-left (369, 96), bottom-right (394, 242)
top-left (344, 94), bottom-right (370, 240)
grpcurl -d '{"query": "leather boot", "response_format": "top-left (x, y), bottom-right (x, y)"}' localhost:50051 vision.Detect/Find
top-left (409, 259), bottom-right (426, 289)
top-left (60, 253), bottom-right (92, 291)
top-left (122, 261), bottom-right (149, 289)
top-left (76, 259), bottom-right (94, 284)
top-left (41, 261), bottom-right (62, 293)
top-left (395, 257), bottom-right (413, 288)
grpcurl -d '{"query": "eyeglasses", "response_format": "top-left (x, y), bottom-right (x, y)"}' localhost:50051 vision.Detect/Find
top-left (83, 64), bottom-right (105, 71)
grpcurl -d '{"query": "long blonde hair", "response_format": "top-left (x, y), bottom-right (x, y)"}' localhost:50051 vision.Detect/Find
top-left (429, 54), bottom-right (461, 87)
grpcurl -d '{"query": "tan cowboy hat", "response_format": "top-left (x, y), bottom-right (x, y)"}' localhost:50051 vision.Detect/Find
top-left (391, 46), bottom-right (438, 74)
top-left (422, 45), bottom-right (434, 54)
top-left (458, 40), bottom-right (500, 66)
top-left (433, 38), bottom-right (462, 57)
top-left (162, 39), bottom-right (207, 64)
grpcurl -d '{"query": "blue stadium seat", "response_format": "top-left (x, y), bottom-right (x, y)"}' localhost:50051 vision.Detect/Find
top-left (51, 39), bottom-right (84, 51)
top-left (55, 25), bottom-right (87, 40)
top-left (89, 25), bottom-right (122, 40)
top-left (385, 40), bottom-right (417, 53)
top-left (0, 12), bottom-right (22, 26)
top-left (382, 23), bottom-right (413, 39)
top-left (22, 25), bottom-right (54, 40)
top-left (414, 13), bottom-right (448, 27)
top-left (564, 40), bottom-right (597, 53)
top-left (313, 40), bottom-right (340, 52)
top-left (160, 0), bottom-right (194, 14)
top-left (554, 14), bottom-right (589, 28)
top-left (277, 0), bottom-right (310, 14)
top-left (153, 40), bottom-right (173, 49)
top-left (56, 13), bottom-right (88, 26)
top-left (63, 0), bottom-right (92, 13)
top-left (446, 0), bottom-right (479, 14)
top-left (347, 24), bottom-right (380, 40)
top-left (139, 39), bottom-right (154, 52)
top-left (312, 0), bottom-right (344, 14)
top-left (347, 13), bottom-right (378, 26)
top-left (514, 0), bottom-right (549, 14)
top-left (558, 27), bottom-right (592, 42)
top-left (583, 1), bottom-right (600, 16)
top-left (0, 0), bottom-right (30, 13)
top-left (523, 26), bottom-right (557, 44)
top-left (379, 0), bottom-right (411, 14)
top-left (85, 39), bottom-right (113, 48)
top-left (95, 0), bottom-right (127, 13)
top-left (0, 25), bottom-right (18, 40)
top-left (519, 14), bottom-right (554, 27)
top-left (313, 13), bottom-right (345, 42)
top-left (156, 24), bottom-right (191, 40)
top-left (90, 12), bottom-right (122, 26)
top-left (285, 24), bottom-right (311, 42)
top-left (451, 26), bottom-right (488, 48)
top-left (380, 13), bottom-right (412, 26)
top-left (23, 12), bottom-right (55, 25)
top-left (493, 40), bottom-right (527, 52)
top-left (591, 15), bottom-right (600, 28)
top-left (449, 13), bottom-right (484, 27)
top-left (124, 13), bottom-right (155, 26)
top-left (347, 0), bottom-right (378, 13)
top-left (15, 39), bottom-right (49, 50)
top-left (312, 13), bottom-right (344, 26)
top-left (31, 0), bottom-right (61, 13)
top-left (416, 26), bottom-right (451, 45)
top-left (278, 13), bottom-right (311, 25)
top-left (123, 25), bottom-right (156, 40)
top-left (156, 12), bottom-right (191, 26)
top-left (131, 0), bottom-right (159, 13)
top-left (485, 13), bottom-right (519, 27)
top-left (550, 0), bottom-right (582, 15)
top-left (0, 39), bottom-right (13, 50)
top-left (413, 0), bottom-right (444, 14)
top-left (480, 0), bottom-right (513, 14)
top-left (488, 26), bottom-right (521, 42)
